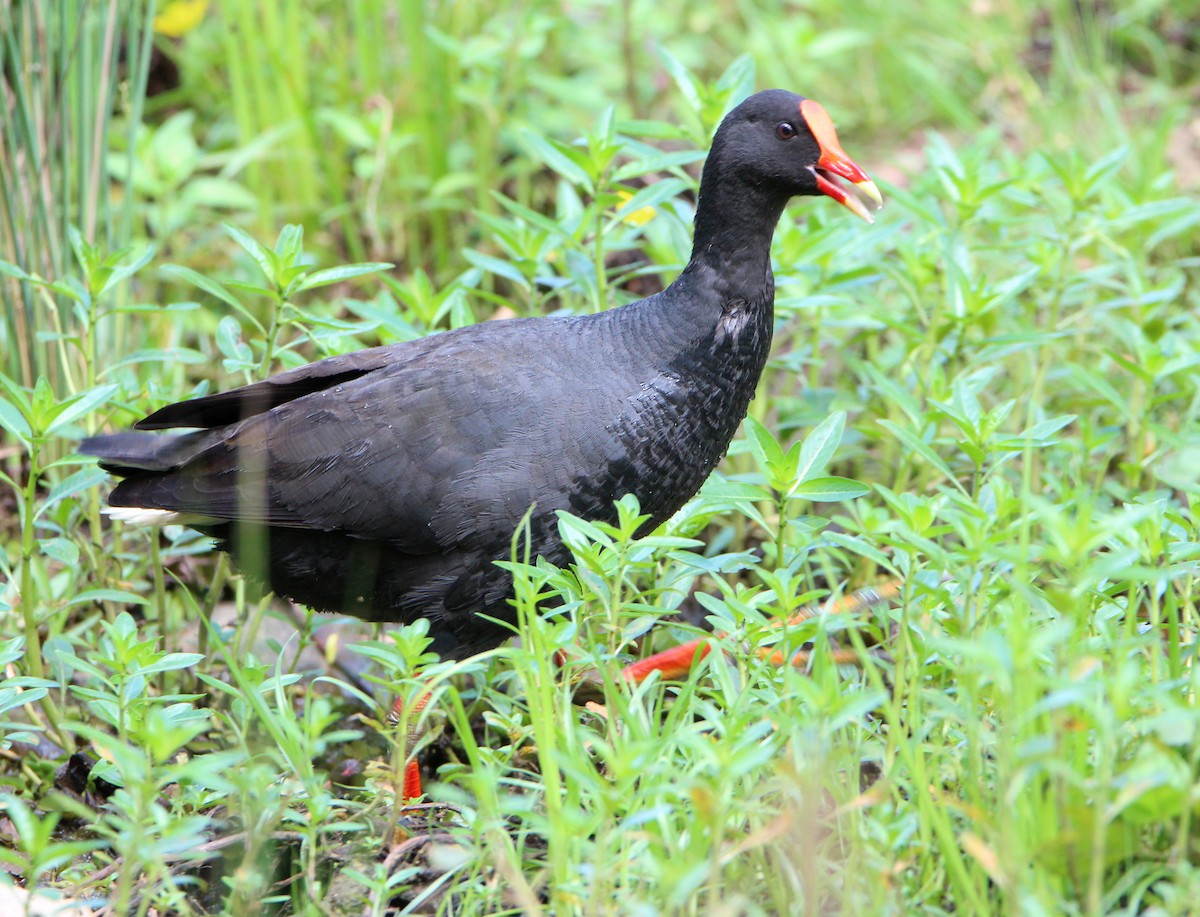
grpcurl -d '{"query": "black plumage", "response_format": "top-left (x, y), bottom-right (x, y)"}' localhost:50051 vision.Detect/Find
top-left (82, 90), bottom-right (879, 659)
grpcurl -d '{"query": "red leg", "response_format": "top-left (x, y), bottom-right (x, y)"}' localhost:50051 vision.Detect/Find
top-left (395, 583), bottom-right (901, 798)
top-left (620, 581), bottom-right (901, 683)
top-left (620, 638), bottom-right (712, 683)
top-left (388, 689), bottom-right (431, 800)
top-left (754, 580), bottom-right (901, 667)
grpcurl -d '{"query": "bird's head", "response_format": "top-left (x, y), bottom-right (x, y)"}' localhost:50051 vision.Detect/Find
top-left (713, 89), bottom-right (882, 222)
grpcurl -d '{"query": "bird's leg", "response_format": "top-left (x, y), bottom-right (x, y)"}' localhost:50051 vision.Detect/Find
top-left (620, 580), bottom-right (901, 685)
top-left (398, 582), bottom-right (902, 798)
top-left (621, 638), bottom-right (712, 683)
top-left (388, 689), bottom-right (431, 800)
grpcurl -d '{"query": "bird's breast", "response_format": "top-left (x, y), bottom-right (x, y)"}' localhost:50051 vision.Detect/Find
top-left (712, 298), bottom-right (752, 350)
top-left (564, 303), bottom-right (772, 530)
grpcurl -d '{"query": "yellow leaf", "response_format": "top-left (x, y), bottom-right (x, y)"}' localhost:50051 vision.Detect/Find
top-left (154, 0), bottom-right (209, 38)
top-left (615, 189), bottom-right (656, 227)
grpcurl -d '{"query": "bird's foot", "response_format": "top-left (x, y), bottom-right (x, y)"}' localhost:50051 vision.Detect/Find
top-left (619, 579), bottom-right (902, 685)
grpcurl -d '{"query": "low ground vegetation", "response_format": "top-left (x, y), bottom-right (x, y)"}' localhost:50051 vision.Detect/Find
top-left (2, 1), bottom-right (1199, 913)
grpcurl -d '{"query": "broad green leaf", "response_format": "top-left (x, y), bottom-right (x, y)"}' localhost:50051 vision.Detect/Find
top-left (98, 244), bottom-right (156, 298)
top-left (790, 411), bottom-right (846, 493)
top-left (274, 224), bottom-right (305, 265)
top-left (614, 153), bottom-right (704, 182)
top-left (45, 383), bottom-right (119, 435)
top-left (224, 280), bottom-right (277, 299)
top-left (462, 249), bottom-right (530, 291)
top-left (878, 419), bottom-right (965, 492)
top-left (215, 315), bottom-right (253, 365)
top-left (520, 130), bottom-right (591, 191)
top-left (64, 589), bottom-right (149, 609)
top-left (38, 467), bottom-right (110, 516)
top-left (609, 179), bottom-right (690, 224)
top-left (742, 416), bottom-right (784, 472)
top-left (790, 476), bottom-right (870, 502)
top-left (1018, 414), bottom-right (1077, 442)
top-left (823, 531), bottom-right (893, 569)
top-left (0, 396), bottom-right (31, 441)
top-left (101, 347), bottom-right (207, 375)
top-left (138, 653), bottom-right (206, 675)
top-left (67, 226), bottom-right (97, 276)
top-left (714, 55), bottom-right (756, 112)
top-left (294, 262), bottom-right (393, 293)
top-left (223, 223), bottom-right (278, 284)
top-left (657, 45), bottom-right (701, 115)
top-left (0, 636), bottom-right (24, 667)
top-left (0, 260), bottom-right (32, 281)
top-left (160, 263), bottom-right (263, 331)
top-left (40, 537), bottom-right (79, 568)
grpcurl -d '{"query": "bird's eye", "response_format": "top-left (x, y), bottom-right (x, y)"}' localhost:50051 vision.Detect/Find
top-left (775, 121), bottom-right (797, 141)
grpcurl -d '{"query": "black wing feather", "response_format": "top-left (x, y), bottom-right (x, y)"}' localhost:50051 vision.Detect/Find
top-left (134, 344), bottom-right (408, 430)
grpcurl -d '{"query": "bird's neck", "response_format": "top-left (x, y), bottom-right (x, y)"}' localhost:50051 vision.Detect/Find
top-left (683, 162), bottom-right (790, 304)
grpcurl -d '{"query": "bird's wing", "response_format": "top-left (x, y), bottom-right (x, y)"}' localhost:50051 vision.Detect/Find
top-left (134, 342), bottom-right (412, 430)
top-left (105, 319), bottom-right (636, 553)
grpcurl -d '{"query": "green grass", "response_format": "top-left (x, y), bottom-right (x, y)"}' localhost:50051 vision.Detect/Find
top-left (0, 0), bottom-right (156, 388)
top-left (2, 1), bottom-right (1200, 914)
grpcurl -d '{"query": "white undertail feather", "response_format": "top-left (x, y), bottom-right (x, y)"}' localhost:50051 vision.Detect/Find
top-left (103, 506), bottom-right (190, 526)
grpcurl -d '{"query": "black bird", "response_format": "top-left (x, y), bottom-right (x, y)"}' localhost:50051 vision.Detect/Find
top-left (83, 90), bottom-right (880, 662)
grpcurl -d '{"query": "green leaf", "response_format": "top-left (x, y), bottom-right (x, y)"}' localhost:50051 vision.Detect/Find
top-left (98, 244), bottom-right (156, 298)
top-left (141, 705), bottom-right (211, 764)
top-left (790, 476), bottom-right (870, 502)
top-left (1082, 146), bottom-right (1129, 194)
top-left (714, 55), bottom-right (756, 113)
top-left (556, 511), bottom-right (614, 550)
top-left (0, 260), bottom-right (32, 281)
top-left (223, 223), bottom-right (278, 285)
top-left (878, 419), bottom-right (964, 492)
top-left (294, 262), bottom-right (393, 293)
top-left (67, 226), bottom-right (97, 276)
top-left (160, 263), bottom-right (263, 332)
top-left (41, 537), bottom-right (80, 568)
top-left (614, 154), bottom-right (704, 183)
top-left (38, 467), bottom-right (110, 517)
top-left (64, 589), bottom-right (149, 609)
top-left (609, 179), bottom-right (691, 225)
top-left (994, 414), bottom-right (1078, 452)
top-left (0, 395), bottom-right (32, 441)
top-left (138, 653), bottom-right (206, 675)
top-left (823, 531), bottom-right (893, 569)
top-left (0, 637), bottom-right (24, 668)
top-left (657, 45), bottom-right (701, 114)
top-left (179, 176), bottom-right (257, 210)
top-left (697, 479), bottom-right (772, 529)
top-left (491, 192), bottom-right (576, 241)
top-left (462, 249), bottom-right (531, 291)
top-left (101, 347), bottom-right (207, 375)
top-left (519, 130), bottom-right (592, 191)
top-left (108, 301), bottom-right (200, 315)
top-left (617, 119), bottom-right (691, 141)
top-left (45, 383), bottom-right (119, 435)
top-left (1019, 414), bottom-right (1077, 443)
top-left (790, 411), bottom-right (846, 493)
top-left (274, 224), bottom-right (305, 266)
top-left (742, 416), bottom-right (784, 472)
top-left (224, 280), bottom-right (277, 299)
top-left (216, 316), bottom-right (253, 366)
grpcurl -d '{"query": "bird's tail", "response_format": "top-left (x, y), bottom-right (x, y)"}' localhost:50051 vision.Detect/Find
top-left (80, 429), bottom-right (216, 475)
